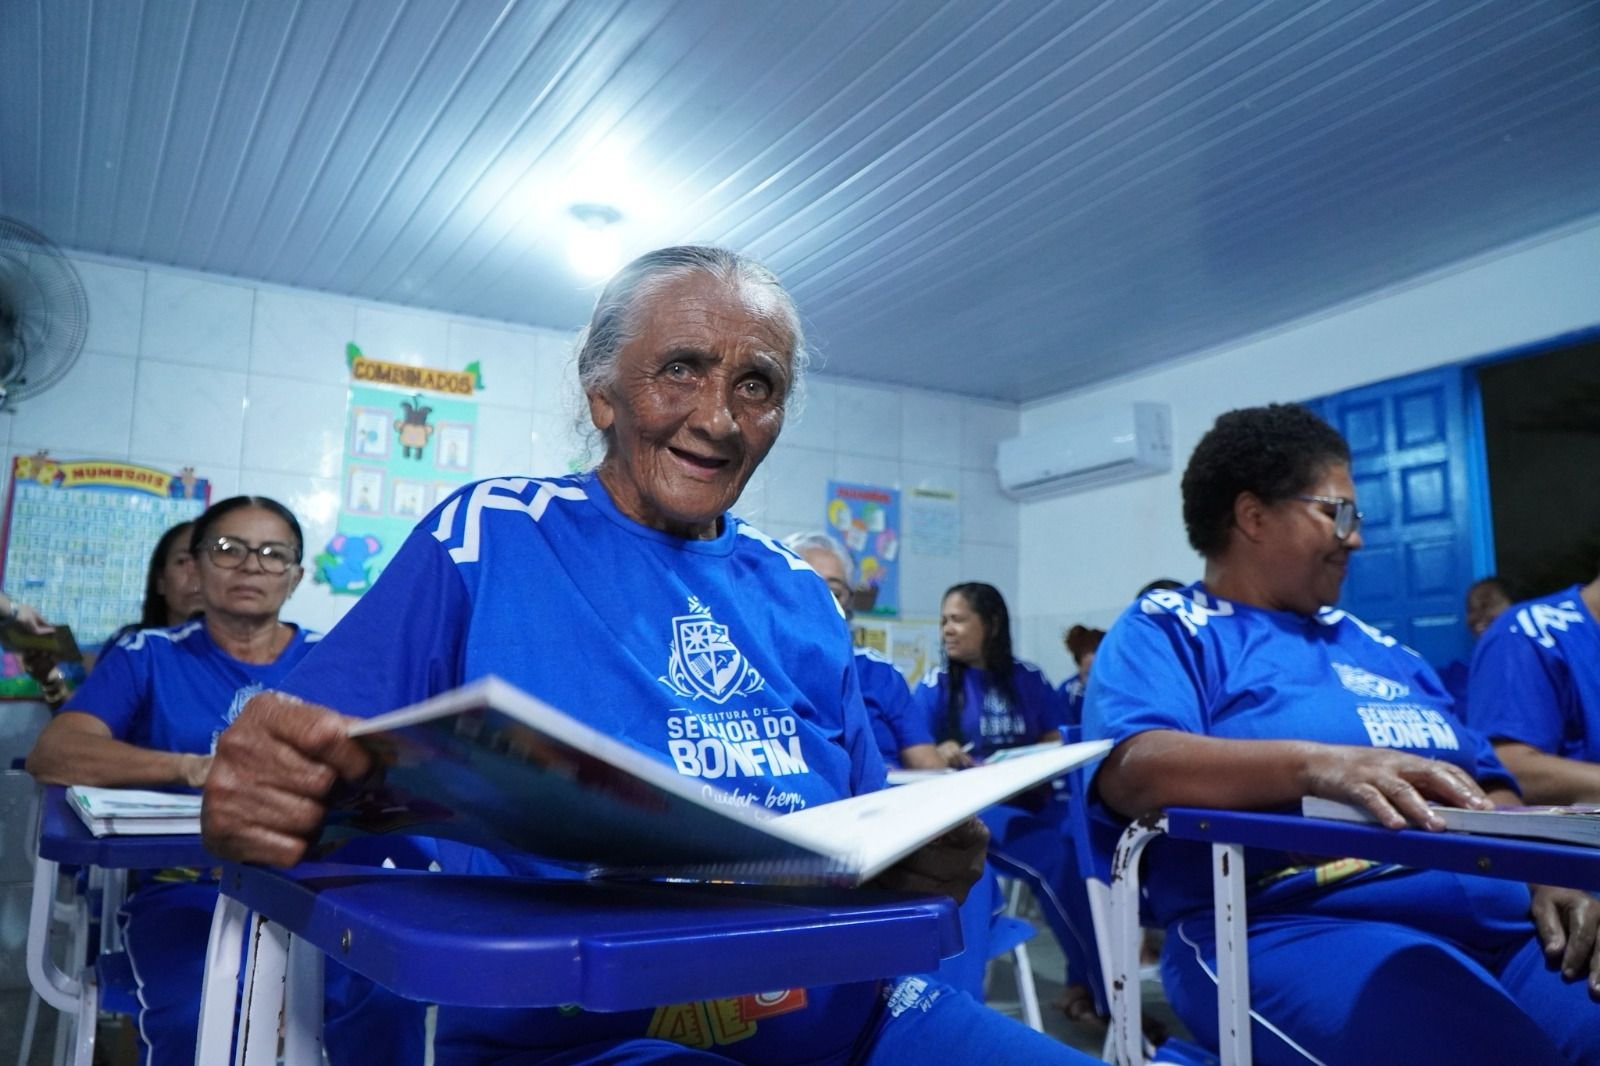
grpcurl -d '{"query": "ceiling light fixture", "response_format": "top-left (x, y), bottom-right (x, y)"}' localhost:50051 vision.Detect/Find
top-left (567, 203), bottom-right (624, 280)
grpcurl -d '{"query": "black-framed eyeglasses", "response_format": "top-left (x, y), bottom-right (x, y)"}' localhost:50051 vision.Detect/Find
top-left (203, 536), bottom-right (300, 574)
top-left (1295, 495), bottom-right (1363, 541)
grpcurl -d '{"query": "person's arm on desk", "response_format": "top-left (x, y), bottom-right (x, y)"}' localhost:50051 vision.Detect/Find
top-left (1491, 742), bottom-right (1600, 805)
top-left (1096, 729), bottom-right (1494, 830)
top-left (201, 691), bottom-right (372, 867)
top-left (27, 712), bottom-right (210, 788)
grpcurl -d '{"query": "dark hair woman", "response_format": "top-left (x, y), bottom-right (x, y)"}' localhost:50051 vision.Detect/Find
top-left (1088, 403), bottom-right (1600, 1063)
top-left (21, 495), bottom-right (411, 1065)
top-left (911, 582), bottom-right (1103, 1024)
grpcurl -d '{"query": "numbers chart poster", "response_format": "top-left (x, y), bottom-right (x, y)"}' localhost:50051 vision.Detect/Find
top-left (316, 343), bottom-right (483, 596)
top-left (0, 457), bottom-right (210, 697)
top-left (825, 480), bottom-right (900, 617)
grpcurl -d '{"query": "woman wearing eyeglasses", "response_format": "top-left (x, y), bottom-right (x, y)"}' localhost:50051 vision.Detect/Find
top-left (29, 496), bottom-right (313, 790)
top-left (1086, 404), bottom-right (1600, 1064)
top-left (26, 495), bottom-right (418, 1066)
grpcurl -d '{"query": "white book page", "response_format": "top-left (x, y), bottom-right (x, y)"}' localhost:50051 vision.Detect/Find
top-left (777, 740), bottom-right (1112, 882)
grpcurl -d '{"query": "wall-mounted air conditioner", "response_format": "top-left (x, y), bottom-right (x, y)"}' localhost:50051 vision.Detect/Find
top-left (996, 402), bottom-right (1172, 499)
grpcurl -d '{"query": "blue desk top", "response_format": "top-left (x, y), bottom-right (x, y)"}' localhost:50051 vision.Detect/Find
top-left (222, 861), bottom-right (961, 1011)
top-left (37, 785), bottom-right (213, 869)
top-left (1164, 807), bottom-right (1600, 891)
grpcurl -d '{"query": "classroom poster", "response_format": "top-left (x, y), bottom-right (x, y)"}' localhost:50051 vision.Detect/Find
top-left (315, 343), bottom-right (483, 595)
top-left (825, 480), bottom-right (900, 617)
top-left (904, 486), bottom-right (960, 557)
top-left (851, 616), bottom-right (940, 687)
top-left (0, 456), bottom-right (210, 697)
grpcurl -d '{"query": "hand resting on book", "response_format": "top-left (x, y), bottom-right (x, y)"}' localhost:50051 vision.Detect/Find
top-left (203, 690), bottom-right (373, 866)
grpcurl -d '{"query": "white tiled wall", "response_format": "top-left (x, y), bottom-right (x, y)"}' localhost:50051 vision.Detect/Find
top-left (15, 254), bottom-right (1023, 650)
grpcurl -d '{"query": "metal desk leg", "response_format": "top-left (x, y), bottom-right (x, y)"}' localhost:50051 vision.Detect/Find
top-left (235, 917), bottom-right (289, 1066)
top-left (1109, 815), bottom-right (1167, 1066)
top-left (195, 893), bottom-right (249, 1064)
top-left (282, 934), bottom-right (325, 1066)
top-left (25, 857), bottom-right (80, 1013)
top-left (1212, 842), bottom-right (1251, 1066)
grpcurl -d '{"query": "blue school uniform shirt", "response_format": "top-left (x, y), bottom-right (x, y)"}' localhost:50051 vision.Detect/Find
top-left (856, 647), bottom-right (930, 763)
top-left (276, 472), bottom-right (890, 1063)
top-left (67, 618), bottom-right (320, 756)
top-left (1085, 583), bottom-right (1513, 926)
top-left (1059, 673), bottom-right (1085, 731)
top-left (1468, 586), bottom-right (1600, 762)
top-left (911, 660), bottom-right (1066, 758)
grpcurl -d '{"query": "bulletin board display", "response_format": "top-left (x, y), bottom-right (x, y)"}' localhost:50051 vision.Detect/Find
top-left (825, 480), bottom-right (901, 616)
top-left (313, 344), bottom-right (484, 596)
top-left (0, 456), bottom-right (210, 696)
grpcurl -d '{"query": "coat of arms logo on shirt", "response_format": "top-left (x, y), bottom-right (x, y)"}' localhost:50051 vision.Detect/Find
top-left (660, 597), bottom-right (766, 704)
top-left (1331, 662), bottom-right (1409, 701)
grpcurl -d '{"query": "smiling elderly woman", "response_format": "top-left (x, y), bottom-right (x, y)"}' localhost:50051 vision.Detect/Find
top-left (202, 246), bottom-right (1099, 1066)
top-left (1087, 404), bottom-right (1600, 1065)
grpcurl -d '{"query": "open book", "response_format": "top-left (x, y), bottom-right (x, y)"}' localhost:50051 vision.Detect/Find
top-left (1301, 795), bottom-right (1600, 848)
top-left (68, 786), bottom-right (201, 837)
top-left (340, 677), bottom-right (1111, 885)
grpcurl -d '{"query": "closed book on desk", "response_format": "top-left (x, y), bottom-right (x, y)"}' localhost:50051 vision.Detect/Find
top-left (338, 676), bottom-right (1111, 885)
top-left (1301, 795), bottom-right (1600, 847)
top-left (67, 786), bottom-right (201, 837)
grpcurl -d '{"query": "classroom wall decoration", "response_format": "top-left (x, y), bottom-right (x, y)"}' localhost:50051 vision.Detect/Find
top-left (825, 480), bottom-right (900, 617)
top-left (317, 343), bottom-right (484, 596)
top-left (313, 340), bottom-right (480, 592)
top-left (0, 455), bottom-right (211, 697)
top-left (851, 617), bottom-right (940, 687)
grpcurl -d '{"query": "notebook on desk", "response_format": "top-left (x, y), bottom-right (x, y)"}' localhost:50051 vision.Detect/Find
top-left (1301, 795), bottom-right (1600, 847)
top-left (67, 786), bottom-right (201, 837)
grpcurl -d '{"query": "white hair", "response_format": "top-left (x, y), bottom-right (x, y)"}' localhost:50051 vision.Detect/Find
top-left (782, 530), bottom-right (855, 586)
top-left (571, 245), bottom-right (810, 456)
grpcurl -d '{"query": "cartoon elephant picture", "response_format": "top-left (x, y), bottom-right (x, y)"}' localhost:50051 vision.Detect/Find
top-left (312, 533), bottom-right (383, 595)
top-left (395, 398), bottom-right (435, 460)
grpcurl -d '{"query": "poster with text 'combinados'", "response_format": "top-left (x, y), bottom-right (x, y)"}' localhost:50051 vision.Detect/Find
top-left (316, 343), bottom-right (483, 596)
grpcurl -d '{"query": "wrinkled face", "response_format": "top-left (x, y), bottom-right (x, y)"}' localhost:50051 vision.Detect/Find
top-left (941, 592), bottom-right (986, 667)
top-left (589, 273), bottom-right (794, 539)
top-left (1467, 583), bottom-right (1512, 638)
top-left (1258, 462), bottom-right (1364, 615)
top-left (155, 529), bottom-right (203, 624)
top-left (798, 547), bottom-right (852, 614)
top-left (195, 507), bottom-right (303, 619)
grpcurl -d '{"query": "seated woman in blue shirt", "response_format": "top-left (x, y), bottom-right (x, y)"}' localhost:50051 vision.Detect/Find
top-left (27, 496), bottom-right (419, 1066)
top-left (1087, 403), bottom-right (1600, 1065)
top-left (196, 246), bottom-right (1100, 1066)
top-left (912, 583), bottom-right (1102, 1025)
top-left (1469, 565), bottom-right (1600, 804)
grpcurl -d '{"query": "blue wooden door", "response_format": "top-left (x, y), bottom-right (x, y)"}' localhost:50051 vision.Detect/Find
top-left (1306, 366), bottom-right (1483, 668)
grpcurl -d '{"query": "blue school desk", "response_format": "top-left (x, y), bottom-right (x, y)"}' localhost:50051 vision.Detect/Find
top-left (1107, 807), bottom-right (1600, 1066)
top-left (197, 860), bottom-right (963, 1065)
top-left (27, 785), bottom-right (213, 1066)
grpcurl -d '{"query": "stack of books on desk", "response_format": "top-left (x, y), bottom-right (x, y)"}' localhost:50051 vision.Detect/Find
top-left (68, 786), bottom-right (201, 837)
